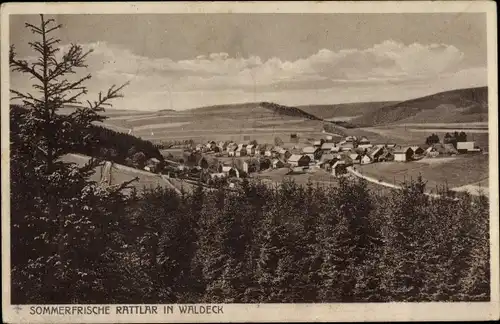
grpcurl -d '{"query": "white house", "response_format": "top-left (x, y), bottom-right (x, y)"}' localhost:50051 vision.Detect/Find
top-left (457, 141), bottom-right (480, 153)
top-left (361, 155), bottom-right (373, 164)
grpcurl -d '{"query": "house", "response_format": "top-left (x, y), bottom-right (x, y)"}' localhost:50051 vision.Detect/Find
top-left (457, 141), bottom-right (481, 153)
top-left (378, 150), bottom-right (394, 162)
top-left (210, 173), bottom-right (226, 180)
top-left (358, 143), bottom-right (373, 150)
top-left (330, 145), bottom-right (341, 153)
top-left (394, 147), bottom-right (413, 162)
top-left (145, 157), bottom-right (161, 172)
top-left (320, 142), bottom-right (336, 153)
top-left (302, 146), bottom-right (319, 160)
top-left (332, 160), bottom-right (347, 177)
top-left (227, 146), bottom-right (237, 157)
top-left (313, 140), bottom-right (323, 148)
top-left (349, 153), bottom-right (362, 164)
top-left (278, 148), bottom-right (292, 160)
top-left (221, 166), bottom-right (240, 178)
top-left (325, 135), bottom-right (334, 142)
top-left (246, 145), bottom-right (256, 156)
top-left (253, 144), bottom-right (261, 156)
top-left (270, 146), bottom-right (282, 157)
top-left (235, 144), bottom-right (247, 157)
top-left (345, 135), bottom-right (357, 143)
top-left (411, 146), bottom-right (425, 156)
top-left (241, 161), bottom-right (249, 173)
top-left (361, 155), bottom-right (373, 164)
top-left (386, 144), bottom-right (397, 148)
top-left (206, 141), bottom-right (217, 150)
top-left (195, 144), bottom-right (204, 152)
top-left (359, 136), bottom-right (370, 144)
top-left (217, 141), bottom-right (229, 152)
top-left (340, 142), bottom-right (355, 151)
top-left (271, 158), bottom-right (285, 169)
top-left (318, 153), bottom-right (337, 170)
top-left (272, 146), bottom-right (282, 153)
top-left (288, 154), bottom-right (311, 167)
top-left (368, 146), bottom-right (385, 161)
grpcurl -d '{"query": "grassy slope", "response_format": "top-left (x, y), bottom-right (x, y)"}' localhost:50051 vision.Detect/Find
top-left (352, 86), bottom-right (488, 126)
top-left (102, 101), bottom-right (348, 143)
top-left (358, 154), bottom-right (489, 192)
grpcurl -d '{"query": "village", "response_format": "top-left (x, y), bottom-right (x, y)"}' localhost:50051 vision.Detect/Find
top-left (143, 131), bottom-right (483, 190)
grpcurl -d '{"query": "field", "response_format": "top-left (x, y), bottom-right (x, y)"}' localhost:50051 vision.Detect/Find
top-left (60, 153), bottom-right (170, 193)
top-left (347, 124), bottom-right (489, 149)
top-left (101, 102), bottom-right (338, 145)
top-left (357, 154), bottom-right (489, 194)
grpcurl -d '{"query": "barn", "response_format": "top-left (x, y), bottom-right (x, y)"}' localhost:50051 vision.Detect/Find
top-left (394, 147), bottom-right (413, 162)
top-left (288, 154), bottom-right (311, 167)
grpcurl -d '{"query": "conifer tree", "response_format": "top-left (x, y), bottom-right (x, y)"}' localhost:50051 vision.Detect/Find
top-left (10, 14), bottom-right (129, 303)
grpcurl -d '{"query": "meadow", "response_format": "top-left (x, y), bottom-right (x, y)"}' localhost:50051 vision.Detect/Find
top-left (357, 154), bottom-right (489, 194)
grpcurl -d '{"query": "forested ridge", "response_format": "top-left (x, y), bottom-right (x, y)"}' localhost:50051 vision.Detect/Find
top-left (11, 104), bottom-right (163, 165)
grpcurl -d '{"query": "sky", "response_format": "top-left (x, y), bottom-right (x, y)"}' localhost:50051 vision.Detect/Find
top-left (10, 13), bottom-right (488, 111)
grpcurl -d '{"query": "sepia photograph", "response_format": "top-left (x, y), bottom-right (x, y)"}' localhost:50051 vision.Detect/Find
top-left (1, 1), bottom-right (498, 323)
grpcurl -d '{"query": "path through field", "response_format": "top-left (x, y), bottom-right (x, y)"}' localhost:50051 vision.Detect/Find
top-left (347, 166), bottom-right (485, 197)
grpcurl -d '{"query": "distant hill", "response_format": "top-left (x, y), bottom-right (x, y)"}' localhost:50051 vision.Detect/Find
top-left (187, 101), bottom-right (334, 121)
top-left (352, 86), bottom-right (488, 126)
top-left (298, 101), bottom-right (399, 120)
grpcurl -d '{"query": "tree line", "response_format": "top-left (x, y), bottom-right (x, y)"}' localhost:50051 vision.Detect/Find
top-left (11, 175), bottom-right (490, 303)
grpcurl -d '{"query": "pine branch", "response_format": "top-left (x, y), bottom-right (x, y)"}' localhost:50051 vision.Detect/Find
top-left (10, 58), bottom-right (44, 83)
top-left (48, 74), bottom-right (91, 97)
top-left (46, 24), bottom-right (63, 34)
top-left (25, 23), bottom-right (42, 34)
top-left (84, 82), bottom-right (130, 113)
top-left (10, 89), bottom-right (44, 105)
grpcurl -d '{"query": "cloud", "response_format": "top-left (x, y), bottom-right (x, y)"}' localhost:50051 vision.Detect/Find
top-left (10, 40), bottom-right (486, 110)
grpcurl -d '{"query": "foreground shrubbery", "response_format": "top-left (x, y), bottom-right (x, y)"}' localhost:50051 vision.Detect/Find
top-left (11, 175), bottom-right (490, 303)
